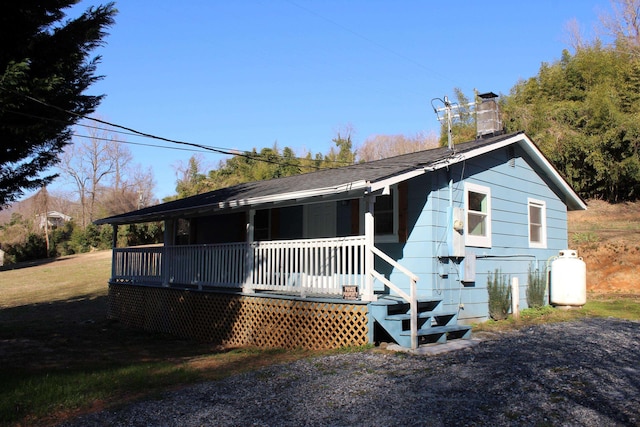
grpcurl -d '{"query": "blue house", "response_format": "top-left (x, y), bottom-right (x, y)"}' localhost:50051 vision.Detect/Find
top-left (96, 131), bottom-right (586, 350)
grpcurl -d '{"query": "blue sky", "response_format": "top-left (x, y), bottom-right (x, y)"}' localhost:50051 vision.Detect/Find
top-left (57, 0), bottom-right (610, 200)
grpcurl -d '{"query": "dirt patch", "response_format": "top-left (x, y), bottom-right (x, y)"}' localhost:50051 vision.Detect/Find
top-left (569, 199), bottom-right (640, 295)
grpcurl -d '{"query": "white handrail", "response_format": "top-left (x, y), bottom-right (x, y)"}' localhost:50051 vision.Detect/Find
top-left (370, 245), bottom-right (419, 349)
top-left (371, 271), bottom-right (410, 302)
top-left (370, 246), bottom-right (419, 282)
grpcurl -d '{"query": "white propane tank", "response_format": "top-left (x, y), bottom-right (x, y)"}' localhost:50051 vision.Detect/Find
top-left (550, 249), bottom-right (586, 307)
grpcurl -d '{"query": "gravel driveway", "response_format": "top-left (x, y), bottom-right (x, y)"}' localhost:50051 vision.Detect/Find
top-left (62, 318), bottom-right (640, 426)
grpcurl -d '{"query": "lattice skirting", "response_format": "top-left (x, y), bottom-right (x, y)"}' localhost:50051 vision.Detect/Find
top-left (107, 284), bottom-right (369, 350)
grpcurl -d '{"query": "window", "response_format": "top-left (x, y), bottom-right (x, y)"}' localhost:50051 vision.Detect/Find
top-left (528, 199), bottom-right (547, 248)
top-left (464, 183), bottom-right (492, 247)
top-left (254, 209), bottom-right (270, 241)
top-left (375, 192), bottom-right (394, 235)
top-left (176, 218), bottom-right (191, 245)
top-left (193, 213), bottom-right (246, 244)
top-left (374, 187), bottom-right (399, 242)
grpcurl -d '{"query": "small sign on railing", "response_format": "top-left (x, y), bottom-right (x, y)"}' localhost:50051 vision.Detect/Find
top-left (342, 285), bottom-right (359, 300)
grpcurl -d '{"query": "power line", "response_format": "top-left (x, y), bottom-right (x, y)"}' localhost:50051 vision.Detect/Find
top-left (8, 108), bottom-right (270, 158)
top-left (2, 90), bottom-right (356, 170)
top-left (71, 133), bottom-right (214, 154)
top-left (10, 101), bottom-right (449, 173)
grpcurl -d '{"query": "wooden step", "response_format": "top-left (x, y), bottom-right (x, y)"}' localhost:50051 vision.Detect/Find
top-left (433, 312), bottom-right (456, 326)
top-left (384, 312), bottom-right (433, 322)
top-left (400, 325), bottom-right (472, 345)
top-left (369, 297), bottom-right (471, 348)
top-left (385, 311), bottom-right (458, 331)
top-left (384, 312), bottom-right (432, 332)
top-left (369, 298), bottom-right (442, 318)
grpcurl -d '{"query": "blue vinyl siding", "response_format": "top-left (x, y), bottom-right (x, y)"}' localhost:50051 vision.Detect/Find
top-left (378, 145), bottom-right (572, 323)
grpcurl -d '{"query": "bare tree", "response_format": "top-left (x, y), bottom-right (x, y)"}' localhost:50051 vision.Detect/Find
top-left (599, 0), bottom-right (640, 47)
top-left (131, 166), bottom-right (156, 209)
top-left (60, 143), bottom-right (90, 227)
top-left (108, 139), bottom-right (133, 192)
top-left (564, 18), bottom-right (588, 52)
top-left (100, 164), bottom-right (156, 216)
top-left (60, 126), bottom-right (118, 227)
top-left (357, 132), bottom-right (439, 162)
top-left (32, 186), bottom-right (50, 252)
top-left (61, 121), bottom-right (157, 222)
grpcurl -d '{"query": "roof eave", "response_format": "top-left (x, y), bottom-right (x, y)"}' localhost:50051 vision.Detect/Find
top-left (95, 180), bottom-right (371, 225)
top-left (451, 133), bottom-right (587, 211)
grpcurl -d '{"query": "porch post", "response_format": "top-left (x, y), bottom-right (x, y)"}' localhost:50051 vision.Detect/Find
top-left (111, 225), bottom-right (118, 283)
top-left (243, 209), bottom-right (255, 293)
top-left (162, 219), bottom-right (174, 287)
top-left (163, 219), bottom-right (175, 246)
top-left (363, 195), bottom-right (376, 301)
top-left (111, 224), bottom-right (118, 248)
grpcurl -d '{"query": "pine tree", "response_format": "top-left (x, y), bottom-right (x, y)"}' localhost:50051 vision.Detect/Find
top-left (0, 1), bottom-right (117, 207)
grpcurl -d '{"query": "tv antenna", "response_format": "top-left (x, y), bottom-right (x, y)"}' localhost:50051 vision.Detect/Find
top-left (431, 92), bottom-right (477, 150)
top-left (431, 96), bottom-right (457, 150)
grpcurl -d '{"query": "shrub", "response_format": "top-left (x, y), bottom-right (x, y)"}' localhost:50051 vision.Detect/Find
top-left (527, 265), bottom-right (547, 308)
top-left (70, 226), bottom-right (91, 253)
top-left (3, 233), bottom-right (47, 263)
top-left (49, 221), bottom-right (74, 256)
top-left (487, 268), bottom-right (511, 320)
top-left (117, 223), bottom-right (163, 247)
top-left (69, 223), bottom-right (113, 253)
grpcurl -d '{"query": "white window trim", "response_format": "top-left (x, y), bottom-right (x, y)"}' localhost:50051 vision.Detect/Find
top-left (464, 183), bottom-right (492, 248)
top-left (528, 198), bottom-right (547, 248)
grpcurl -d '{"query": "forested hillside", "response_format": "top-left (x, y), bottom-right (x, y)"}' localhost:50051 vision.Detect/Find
top-left (502, 44), bottom-right (640, 202)
top-left (500, 0), bottom-right (640, 202)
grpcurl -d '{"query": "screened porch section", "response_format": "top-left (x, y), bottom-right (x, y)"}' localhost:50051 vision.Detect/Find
top-left (111, 236), bottom-right (368, 297)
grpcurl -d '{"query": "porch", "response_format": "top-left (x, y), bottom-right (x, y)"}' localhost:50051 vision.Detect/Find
top-left (111, 236), bottom-right (375, 298)
top-left (108, 236), bottom-right (471, 349)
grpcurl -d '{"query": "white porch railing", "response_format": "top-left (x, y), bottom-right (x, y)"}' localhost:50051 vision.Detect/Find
top-left (165, 243), bottom-right (248, 287)
top-left (112, 246), bottom-right (164, 285)
top-left (252, 236), bottom-right (366, 295)
top-left (111, 236), bottom-right (367, 296)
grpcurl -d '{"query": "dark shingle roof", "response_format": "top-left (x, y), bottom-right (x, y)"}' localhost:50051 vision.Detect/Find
top-left (95, 132), bottom-right (533, 225)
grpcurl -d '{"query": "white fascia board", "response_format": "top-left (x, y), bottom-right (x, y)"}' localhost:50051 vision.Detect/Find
top-left (100, 180), bottom-right (371, 225)
top-left (517, 139), bottom-right (587, 211)
top-left (368, 168), bottom-right (428, 193)
top-left (444, 134), bottom-right (586, 211)
top-left (218, 180), bottom-right (370, 209)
